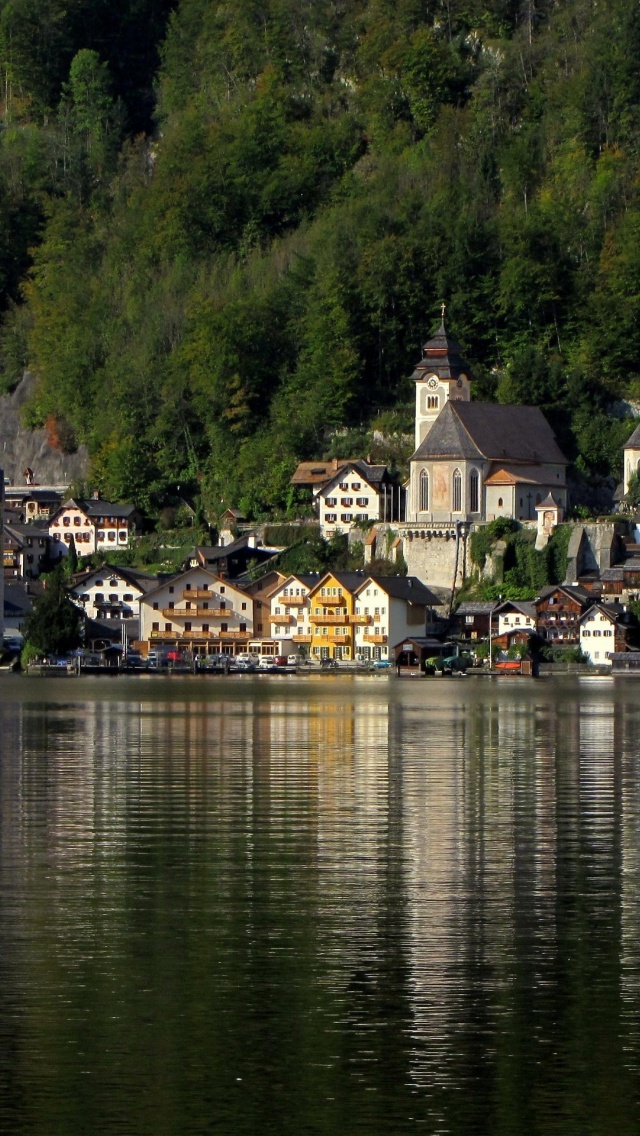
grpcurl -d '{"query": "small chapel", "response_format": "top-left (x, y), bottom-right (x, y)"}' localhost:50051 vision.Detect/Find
top-left (406, 316), bottom-right (568, 524)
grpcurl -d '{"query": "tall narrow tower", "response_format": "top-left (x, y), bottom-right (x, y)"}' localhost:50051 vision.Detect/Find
top-left (412, 313), bottom-right (474, 447)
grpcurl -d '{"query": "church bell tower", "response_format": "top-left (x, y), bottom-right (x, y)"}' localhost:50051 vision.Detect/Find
top-left (413, 308), bottom-right (474, 447)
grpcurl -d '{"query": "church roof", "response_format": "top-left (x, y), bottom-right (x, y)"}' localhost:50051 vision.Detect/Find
top-left (625, 423), bottom-right (640, 449)
top-left (410, 318), bottom-right (474, 384)
top-left (411, 401), bottom-right (567, 465)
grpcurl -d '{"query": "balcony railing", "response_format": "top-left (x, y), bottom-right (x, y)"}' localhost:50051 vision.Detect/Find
top-left (182, 588), bottom-right (217, 600)
top-left (349, 614), bottom-right (372, 624)
top-left (311, 594), bottom-right (345, 606)
top-left (310, 614), bottom-right (349, 625)
top-left (149, 629), bottom-right (251, 641)
top-left (327, 634), bottom-right (352, 644)
top-left (276, 595), bottom-right (308, 605)
top-left (269, 614), bottom-right (296, 625)
top-left (363, 632), bottom-right (387, 643)
top-left (162, 606), bottom-right (225, 618)
top-left (292, 634), bottom-right (312, 643)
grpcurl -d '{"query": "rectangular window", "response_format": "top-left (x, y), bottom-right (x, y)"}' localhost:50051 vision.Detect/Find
top-left (165, 623), bottom-right (172, 632)
top-left (152, 622), bottom-right (159, 631)
top-left (202, 623), bottom-right (209, 632)
top-left (221, 623), bottom-right (228, 632)
top-left (185, 622), bottom-right (192, 631)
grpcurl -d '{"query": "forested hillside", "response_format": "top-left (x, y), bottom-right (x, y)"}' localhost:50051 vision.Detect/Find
top-left (1, 0), bottom-right (639, 518)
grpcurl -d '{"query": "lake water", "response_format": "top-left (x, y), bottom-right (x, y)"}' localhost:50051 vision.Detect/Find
top-left (0, 672), bottom-right (639, 1135)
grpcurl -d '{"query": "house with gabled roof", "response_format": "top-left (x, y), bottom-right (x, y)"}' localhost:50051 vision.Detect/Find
top-left (48, 495), bottom-right (142, 559)
top-left (535, 583), bottom-right (591, 645)
top-left (316, 460), bottom-right (399, 537)
top-left (579, 602), bottom-right (639, 665)
top-left (3, 521), bottom-right (49, 579)
top-left (307, 571), bottom-right (367, 660)
top-left (263, 572), bottom-right (318, 654)
top-left (70, 565), bottom-right (158, 622)
top-left (139, 566), bottom-right (253, 657)
top-left (353, 575), bottom-right (442, 661)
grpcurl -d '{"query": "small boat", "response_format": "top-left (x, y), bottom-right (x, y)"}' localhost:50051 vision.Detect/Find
top-left (494, 660), bottom-right (522, 672)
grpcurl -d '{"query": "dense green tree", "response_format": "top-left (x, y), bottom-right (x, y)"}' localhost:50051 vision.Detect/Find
top-left (2, 0), bottom-right (640, 517)
top-left (22, 566), bottom-right (83, 656)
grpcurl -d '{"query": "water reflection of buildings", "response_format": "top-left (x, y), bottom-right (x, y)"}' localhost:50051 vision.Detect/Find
top-left (4, 679), bottom-right (640, 1122)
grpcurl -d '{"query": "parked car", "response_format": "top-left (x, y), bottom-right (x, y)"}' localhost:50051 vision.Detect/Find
top-left (258, 656), bottom-right (277, 669)
top-left (371, 659), bottom-right (391, 669)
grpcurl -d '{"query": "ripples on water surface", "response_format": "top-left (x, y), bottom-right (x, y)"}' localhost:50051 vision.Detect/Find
top-left (0, 673), bottom-right (639, 1135)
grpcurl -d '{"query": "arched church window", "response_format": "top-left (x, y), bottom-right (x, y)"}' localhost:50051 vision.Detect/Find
top-left (498, 497), bottom-right (504, 507)
top-left (427, 395), bottom-right (439, 409)
top-left (469, 469), bottom-right (479, 513)
top-left (452, 469), bottom-right (462, 512)
top-left (420, 469), bottom-right (429, 512)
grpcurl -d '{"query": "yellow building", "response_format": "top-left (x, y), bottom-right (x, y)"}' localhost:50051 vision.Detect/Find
top-left (308, 572), bottom-right (364, 660)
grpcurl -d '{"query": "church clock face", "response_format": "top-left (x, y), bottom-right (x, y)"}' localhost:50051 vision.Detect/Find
top-left (458, 374), bottom-right (467, 387)
top-left (426, 376), bottom-right (438, 390)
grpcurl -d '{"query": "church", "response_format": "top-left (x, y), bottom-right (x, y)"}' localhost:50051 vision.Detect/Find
top-left (407, 318), bottom-right (568, 524)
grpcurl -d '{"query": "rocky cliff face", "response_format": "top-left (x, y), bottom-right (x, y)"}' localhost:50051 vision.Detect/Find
top-left (0, 373), bottom-right (88, 485)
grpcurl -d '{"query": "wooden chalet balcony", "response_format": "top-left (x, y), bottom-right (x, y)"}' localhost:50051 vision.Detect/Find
top-left (312, 594), bottom-right (345, 606)
top-left (292, 634), bottom-right (312, 643)
top-left (219, 630), bottom-right (252, 641)
top-left (363, 632), bottom-right (387, 644)
top-left (269, 614), bottom-right (296, 625)
top-left (310, 613), bottom-right (349, 625)
top-left (349, 614), bottom-right (372, 624)
top-left (278, 595), bottom-right (307, 605)
top-left (182, 588), bottom-right (216, 600)
top-left (327, 634), bottom-right (352, 644)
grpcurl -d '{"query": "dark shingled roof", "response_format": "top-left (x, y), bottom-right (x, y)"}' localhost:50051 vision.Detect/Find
top-left (456, 601), bottom-right (498, 614)
top-left (55, 497), bottom-right (137, 519)
top-left (360, 576), bottom-right (442, 606)
top-left (410, 319), bottom-right (475, 385)
top-left (411, 401), bottom-right (567, 465)
top-left (535, 584), bottom-right (591, 603)
top-left (625, 423), bottom-right (640, 449)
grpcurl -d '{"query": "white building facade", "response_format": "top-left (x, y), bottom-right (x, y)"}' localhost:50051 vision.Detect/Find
top-left (49, 497), bottom-right (140, 559)
top-left (71, 567), bottom-right (156, 621)
top-left (139, 567), bottom-right (253, 656)
top-left (352, 576), bottom-right (441, 661)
